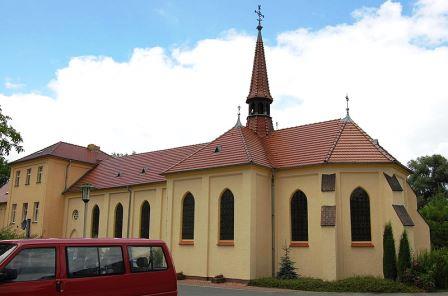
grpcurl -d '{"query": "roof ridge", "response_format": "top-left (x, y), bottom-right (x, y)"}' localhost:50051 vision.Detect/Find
top-left (272, 118), bottom-right (342, 133)
top-left (237, 127), bottom-right (253, 163)
top-left (325, 120), bottom-right (347, 162)
top-left (163, 127), bottom-right (234, 174)
top-left (115, 142), bottom-right (208, 161)
top-left (349, 121), bottom-right (396, 162)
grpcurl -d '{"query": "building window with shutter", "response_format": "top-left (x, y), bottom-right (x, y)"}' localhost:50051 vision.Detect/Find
top-left (350, 187), bottom-right (371, 242)
top-left (14, 171), bottom-right (20, 187)
top-left (91, 205), bottom-right (100, 238)
top-left (114, 203), bottom-right (123, 238)
top-left (33, 202), bottom-right (39, 222)
top-left (36, 166), bottom-right (43, 183)
top-left (291, 190), bottom-right (308, 243)
top-left (11, 204), bottom-right (17, 223)
top-left (140, 201), bottom-right (150, 239)
top-left (181, 193), bottom-right (195, 242)
top-left (25, 168), bottom-right (31, 185)
top-left (219, 189), bottom-right (234, 244)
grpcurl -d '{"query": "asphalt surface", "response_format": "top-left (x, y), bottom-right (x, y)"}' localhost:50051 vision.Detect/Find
top-left (178, 283), bottom-right (448, 296)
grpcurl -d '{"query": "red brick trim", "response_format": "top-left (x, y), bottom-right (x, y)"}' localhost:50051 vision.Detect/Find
top-left (217, 240), bottom-right (234, 246)
top-left (179, 240), bottom-right (194, 246)
top-left (290, 241), bottom-right (309, 247)
top-left (351, 242), bottom-right (374, 248)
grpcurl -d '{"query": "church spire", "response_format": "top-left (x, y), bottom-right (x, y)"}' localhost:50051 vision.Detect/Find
top-left (247, 5), bottom-right (273, 103)
top-left (246, 5), bottom-right (274, 137)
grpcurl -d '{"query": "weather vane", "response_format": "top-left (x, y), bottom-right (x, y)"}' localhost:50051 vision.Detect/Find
top-left (345, 94), bottom-right (350, 117)
top-left (255, 5), bottom-right (264, 30)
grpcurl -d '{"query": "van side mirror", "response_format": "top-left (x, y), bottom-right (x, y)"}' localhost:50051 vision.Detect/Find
top-left (0, 269), bottom-right (18, 282)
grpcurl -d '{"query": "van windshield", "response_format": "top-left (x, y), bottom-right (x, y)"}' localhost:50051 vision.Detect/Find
top-left (0, 244), bottom-right (17, 264)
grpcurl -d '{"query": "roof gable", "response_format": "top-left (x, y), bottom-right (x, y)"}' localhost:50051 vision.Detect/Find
top-left (12, 142), bottom-right (110, 165)
top-left (67, 143), bottom-right (205, 192)
top-left (165, 126), bottom-right (271, 174)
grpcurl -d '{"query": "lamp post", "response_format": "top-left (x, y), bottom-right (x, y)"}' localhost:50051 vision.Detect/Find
top-left (80, 183), bottom-right (93, 238)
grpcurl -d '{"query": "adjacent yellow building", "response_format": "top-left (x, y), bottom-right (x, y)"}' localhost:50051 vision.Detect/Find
top-left (4, 22), bottom-right (430, 281)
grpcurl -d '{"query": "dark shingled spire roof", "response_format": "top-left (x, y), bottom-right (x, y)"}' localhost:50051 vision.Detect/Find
top-left (246, 29), bottom-right (273, 103)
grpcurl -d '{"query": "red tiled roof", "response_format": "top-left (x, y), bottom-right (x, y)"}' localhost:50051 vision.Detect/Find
top-left (0, 181), bottom-right (9, 203)
top-left (67, 143), bottom-right (206, 192)
top-left (11, 142), bottom-right (110, 165)
top-left (165, 126), bottom-right (271, 174)
top-left (168, 118), bottom-right (400, 173)
top-left (247, 30), bottom-right (273, 102)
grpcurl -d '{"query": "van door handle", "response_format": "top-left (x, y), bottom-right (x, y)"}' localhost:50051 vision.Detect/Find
top-left (56, 280), bottom-right (64, 293)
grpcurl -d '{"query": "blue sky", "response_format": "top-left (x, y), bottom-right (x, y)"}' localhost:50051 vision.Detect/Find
top-left (0, 0), bottom-right (415, 95)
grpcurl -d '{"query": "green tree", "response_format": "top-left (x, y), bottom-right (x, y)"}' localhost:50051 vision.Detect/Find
top-left (420, 194), bottom-right (448, 248)
top-left (0, 106), bottom-right (23, 157)
top-left (383, 223), bottom-right (397, 280)
top-left (397, 231), bottom-right (412, 281)
top-left (408, 154), bottom-right (448, 207)
top-left (277, 245), bottom-right (298, 279)
top-left (0, 157), bottom-right (10, 187)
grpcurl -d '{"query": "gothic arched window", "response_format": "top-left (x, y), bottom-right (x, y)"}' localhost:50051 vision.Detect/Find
top-left (350, 187), bottom-right (371, 241)
top-left (182, 193), bottom-right (195, 240)
top-left (291, 190), bottom-right (308, 241)
top-left (91, 205), bottom-right (100, 238)
top-left (140, 201), bottom-right (151, 239)
top-left (219, 189), bottom-right (234, 241)
top-left (114, 203), bottom-right (123, 238)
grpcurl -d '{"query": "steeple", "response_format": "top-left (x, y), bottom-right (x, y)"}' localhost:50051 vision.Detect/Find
top-left (246, 5), bottom-right (274, 137)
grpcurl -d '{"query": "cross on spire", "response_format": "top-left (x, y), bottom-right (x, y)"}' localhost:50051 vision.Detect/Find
top-left (255, 5), bottom-right (264, 30)
top-left (344, 94), bottom-right (352, 121)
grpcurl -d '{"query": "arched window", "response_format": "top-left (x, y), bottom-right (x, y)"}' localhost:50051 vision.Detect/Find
top-left (181, 193), bottom-right (195, 240)
top-left (350, 187), bottom-right (371, 241)
top-left (250, 103), bottom-right (255, 115)
top-left (219, 189), bottom-right (234, 241)
top-left (290, 190), bottom-right (308, 241)
top-left (140, 201), bottom-right (150, 239)
top-left (114, 203), bottom-right (123, 238)
top-left (91, 205), bottom-right (100, 238)
top-left (258, 102), bottom-right (264, 114)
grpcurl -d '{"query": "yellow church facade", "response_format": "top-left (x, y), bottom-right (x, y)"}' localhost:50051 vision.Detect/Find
top-left (4, 21), bottom-right (430, 282)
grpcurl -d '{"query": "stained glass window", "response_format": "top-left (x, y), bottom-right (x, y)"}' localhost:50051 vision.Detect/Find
top-left (220, 189), bottom-right (234, 241)
top-left (291, 190), bottom-right (308, 241)
top-left (350, 187), bottom-right (371, 241)
top-left (91, 205), bottom-right (100, 238)
top-left (140, 201), bottom-right (150, 239)
top-left (182, 193), bottom-right (195, 240)
top-left (114, 203), bottom-right (123, 238)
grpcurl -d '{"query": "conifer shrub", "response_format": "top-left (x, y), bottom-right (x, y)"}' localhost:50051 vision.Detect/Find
top-left (397, 231), bottom-right (412, 281)
top-left (277, 245), bottom-right (298, 280)
top-left (383, 223), bottom-right (397, 280)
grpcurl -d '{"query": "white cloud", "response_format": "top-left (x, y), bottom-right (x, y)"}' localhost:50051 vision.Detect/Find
top-left (1, 0), bottom-right (448, 165)
top-left (4, 79), bottom-right (25, 90)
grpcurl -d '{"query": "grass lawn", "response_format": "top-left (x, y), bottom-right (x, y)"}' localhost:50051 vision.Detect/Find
top-left (249, 276), bottom-right (422, 293)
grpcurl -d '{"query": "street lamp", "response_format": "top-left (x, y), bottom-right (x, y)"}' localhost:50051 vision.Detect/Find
top-left (80, 183), bottom-right (93, 238)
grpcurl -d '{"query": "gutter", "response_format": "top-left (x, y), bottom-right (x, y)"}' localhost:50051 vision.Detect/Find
top-left (64, 160), bottom-right (73, 190)
top-left (127, 186), bottom-right (132, 238)
top-left (271, 168), bottom-right (276, 277)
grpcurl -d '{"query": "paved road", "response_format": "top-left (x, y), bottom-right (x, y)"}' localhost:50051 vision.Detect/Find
top-left (178, 283), bottom-right (447, 296)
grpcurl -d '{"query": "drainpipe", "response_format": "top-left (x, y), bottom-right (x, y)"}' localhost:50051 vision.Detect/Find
top-left (64, 160), bottom-right (72, 190)
top-left (271, 169), bottom-right (276, 277)
top-left (127, 186), bottom-right (132, 238)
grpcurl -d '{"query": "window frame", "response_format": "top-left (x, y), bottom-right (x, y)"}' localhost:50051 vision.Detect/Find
top-left (11, 204), bottom-right (17, 223)
top-left (181, 192), bottom-right (195, 242)
top-left (14, 170), bottom-right (20, 187)
top-left (25, 168), bottom-right (31, 185)
top-left (32, 202), bottom-right (39, 223)
top-left (350, 187), bottom-right (372, 243)
top-left (218, 189), bottom-right (235, 244)
top-left (290, 190), bottom-right (309, 244)
top-left (65, 245), bottom-right (125, 278)
top-left (127, 245), bottom-right (168, 273)
top-left (22, 203), bottom-right (28, 222)
top-left (36, 166), bottom-right (43, 184)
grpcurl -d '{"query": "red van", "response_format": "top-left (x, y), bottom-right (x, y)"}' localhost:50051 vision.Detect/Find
top-left (0, 238), bottom-right (177, 296)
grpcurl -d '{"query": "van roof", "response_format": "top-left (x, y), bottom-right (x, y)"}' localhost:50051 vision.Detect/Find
top-left (0, 238), bottom-right (166, 245)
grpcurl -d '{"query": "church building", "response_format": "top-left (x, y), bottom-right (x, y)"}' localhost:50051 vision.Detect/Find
top-left (5, 14), bottom-right (430, 281)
